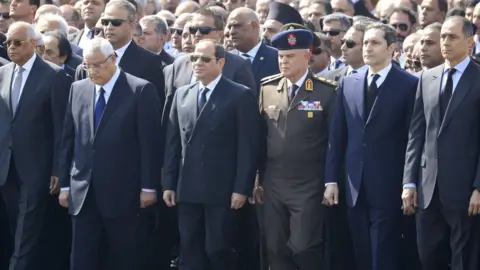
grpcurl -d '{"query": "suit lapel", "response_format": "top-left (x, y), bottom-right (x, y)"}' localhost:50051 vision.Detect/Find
top-left (14, 58), bottom-right (43, 120)
top-left (95, 71), bottom-right (127, 137)
top-left (186, 83), bottom-right (200, 143)
top-left (196, 78), bottom-right (226, 121)
top-left (430, 66), bottom-right (443, 130)
top-left (355, 74), bottom-right (366, 123)
top-left (180, 58), bottom-right (193, 86)
top-left (85, 80), bottom-right (95, 142)
top-left (0, 64), bottom-right (14, 118)
top-left (252, 44), bottom-right (267, 75)
top-left (439, 62), bottom-right (476, 134)
top-left (118, 41), bottom-right (136, 72)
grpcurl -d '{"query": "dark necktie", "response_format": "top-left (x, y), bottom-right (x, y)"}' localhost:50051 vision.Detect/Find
top-left (198, 87), bottom-right (209, 114)
top-left (289, 84), bottom-right (299, 103)
top-left (94, 87), bottom-right (106, 131)
top-left (350, 70), bottom-right (357, 75)
top-left (241, 53), bottom-right (251, 62)
top-left (365, 74), bottom-right (380, 119)
top-left (87, 28), bottom-right (95, 39)
top-left (334, 59), bottom-right (342, 69)
top-left (440, 68), bottom-right (457, 120)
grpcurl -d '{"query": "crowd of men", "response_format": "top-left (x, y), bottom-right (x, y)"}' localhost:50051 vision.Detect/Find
top-left (0, 0), bottom-right (480, 269)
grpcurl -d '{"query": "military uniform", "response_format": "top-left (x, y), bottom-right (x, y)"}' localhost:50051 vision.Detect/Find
top-left (259, 71), bottom-right (337, 270)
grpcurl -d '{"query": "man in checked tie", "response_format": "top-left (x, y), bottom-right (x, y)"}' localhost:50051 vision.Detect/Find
top-left (58, 37), bottom-right (162, 270)
top-left (254, 29), bottom-right (337, 270)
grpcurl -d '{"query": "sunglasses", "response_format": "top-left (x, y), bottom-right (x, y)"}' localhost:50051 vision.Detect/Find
top-left (189, 26), bottom-right (217, 35)
top-left (312, 47), bottom-right (323, 55)
top-left (391, 23), bottom-right (408, 32)
top-left (3, 39), bottom-right (26, 47)
top-left (341, 39), bottom-right (357, 49)
top-left (170, 28), bottom-right (183, 35)
top-left (101, 18), bottom-right (128, 27)
top-left (321, 29), bottom-right (345, 36)
top-left (190, 54), bottom-right (219, 63)
top-left (0, 12), bottom-right (9, 19)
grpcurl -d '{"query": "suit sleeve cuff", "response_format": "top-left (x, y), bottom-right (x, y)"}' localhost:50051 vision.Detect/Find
top-left (60, 187), bottom-right (70, 191)
top-left (403, 183), bottom-right (416, 188)
top-left (142, 189), bottom-right (156, 192)
top-left (325, 182), bottom-right (338, 187)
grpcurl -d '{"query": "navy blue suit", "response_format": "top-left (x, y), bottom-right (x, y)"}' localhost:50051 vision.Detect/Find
top-left (325, 65), bottom-right (417, 270)
top-left (163, 76), bottom-right (261, 270)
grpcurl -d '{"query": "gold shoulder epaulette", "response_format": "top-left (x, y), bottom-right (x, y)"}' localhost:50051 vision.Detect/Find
top-left (260, 73), bottom-right (283, 85)
top-left (314, 76), bottom-right (338, 87)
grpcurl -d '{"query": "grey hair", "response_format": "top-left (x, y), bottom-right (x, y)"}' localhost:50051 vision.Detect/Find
top-left (38, 13), bottom-right (69, 35)
top-left (9, 21), bottom-right (36, 40)
top-left (83, 37), bottom-right (115, 58)
top-left (323, 13), bottom-right (352, 30)
top-left (444, 15), bottom-right (475, 38)
top-left (351, 21), bottom-right (371, 34)
top-left (365, 22), bottom-right (397, 46)
top-left (424, 22), bottom-right (442, 32)
top-left (106, 0), bottom-right (137, 21)
top-left (140, 15), bottom-right (168, 35)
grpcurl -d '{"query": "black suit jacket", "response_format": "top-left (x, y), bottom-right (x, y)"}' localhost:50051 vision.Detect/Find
top-left (66, 53), bottom-right (82, 70)
top-left (75, 41), bottom-right (165, 109)
top-left (404, 60), bottom-right (480, 210)
top-left (0, 56), bottom-right (72, 187)
top-left (63, 64), bottom-right (76, 78)
top-left (59, 70), bottom-right (162, 217)
top-left (162, 51), bottom-right (255, 127)
top-left (162, 77), bottom-right (260, 204)
top-left (0, 45), bottom-right (8, 61)
top-left (159, 49), bottom-right (174, 67)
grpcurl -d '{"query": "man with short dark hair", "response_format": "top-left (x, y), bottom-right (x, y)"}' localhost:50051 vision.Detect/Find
top-left (388, 7), bottom-right (416, 42)
top-left (419, 0), bottom-right (447, 28)
top-left (42, 31), bottom-right (75, 76)
top-left (322, 13), bottom-right (352, 70)
top-left (331, 0), bottom-right (355, 16)
top-left (325, 22), bottom-right (418, 270)
top-left (9, 0), bottom-right (38, 23)
top-left (419, 23), bottom-right (444, 70)
top-left (403, 16), bottom-right (480, 270)
top-left (163, 39), bottom-right (260, 270)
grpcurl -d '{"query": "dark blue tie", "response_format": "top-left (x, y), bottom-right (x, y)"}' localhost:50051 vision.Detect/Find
top-left (94, 87), bottom-right (106, 131)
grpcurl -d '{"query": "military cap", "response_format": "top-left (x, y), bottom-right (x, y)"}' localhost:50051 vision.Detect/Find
top-left (267, 2), bottom-right (303, 26)
top-left (271, 29), bottom-right (313, 51)
top-left (280, 23), bottom-right (321, 48)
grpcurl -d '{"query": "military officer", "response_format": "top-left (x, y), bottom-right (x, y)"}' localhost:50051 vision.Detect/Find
top-left (254, 29), bottom-right (337, 270)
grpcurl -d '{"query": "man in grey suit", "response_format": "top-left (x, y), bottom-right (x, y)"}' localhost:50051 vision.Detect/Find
top-left (0, 22), bottom-right (72, 270)
top-left (163, 8), bottom-right (256, 126)
top-left (58, 37), bottom-right (162, 270)
top-left (403, 16), bottom-right (480, 270)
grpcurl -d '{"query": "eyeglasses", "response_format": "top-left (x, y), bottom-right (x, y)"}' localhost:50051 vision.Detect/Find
top-left (190, 54), bottom-right (219, 63)
top-left (0, 12), bottom-right (10, 19)
top-left (189, 26), bottom-right (218, 35)
top-left (101, 18), bottom-right (128, 27)
top-left (390, 23), bottom-right (408, 32)
top-left (312, 47), bottom-right (323, 55)
top-left (170, 28), bottom-right (183, 35)
top-left (3, 39), bottom-right (27, 47)
top-left (82, 54), bottom-right (113, 70)
top-left (321, 29), bottom-right (345, 36)
top-left (341, 39), bottom-right (357, 49)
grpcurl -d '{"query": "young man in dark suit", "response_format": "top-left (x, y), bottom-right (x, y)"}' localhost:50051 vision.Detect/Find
top-left (163, 39), bottom-right (261, 270)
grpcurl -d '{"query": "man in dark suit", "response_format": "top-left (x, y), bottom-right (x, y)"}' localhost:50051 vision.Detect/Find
top-left (42, 31), bottom-right (77, 77)
top-left (139, 15), bottom-right (175, 67)
top-left (163, 7), bottom-right (255, 129)
top-left (58, 37), bottom-right (162, 270)
top-left (228, 7), bottom-right (279, 97)
top-left (0, 21), bottom-right (72, 270)
top-left (324, 23), bottom-right (418, 270)
top-left (403, 16), bottom-right (480, 270)
top-left (162, 40), bottom-right (260, 270)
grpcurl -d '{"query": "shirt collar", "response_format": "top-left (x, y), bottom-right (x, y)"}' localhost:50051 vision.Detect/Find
top-left (287, 69), bottom-right (309, 88)
top-left (368, 63), bottom-right (392, 79)
top-left (444, 56), bottom-right (470, 75)
top-left (199, 73), bottom-right (222, 91)
top-left (315, 66), bottom-right (329, 76)
top-left (95, 66), bottom-right (121, 94)
top-left (347, 65), bottom-right (368, 74)
top-left (16, 53), bottom-right (36, 72)
top-left (115, 40), bottom-right (132, 60)
top-left (244, 41), bottom-right (262, 59)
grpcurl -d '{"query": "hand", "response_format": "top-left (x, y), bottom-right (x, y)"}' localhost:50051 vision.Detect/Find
top-left (50, 176), bottom-right (59, 195)
top-left (249, 186), bottom-right (264, 204)
top-left (323, 184), bottom-right (339, 206)
top-left (468, 189), bottom-right (480, 216)
top-left (140, 191), bottom-right (157, 208)
top-left (163, 190), bottom-right (176, 207)
top-left (58, 190), bottom-right (70, 208)
top-left (401, 187), bottom-right (417, 215)
top-left (231, 193), bottom-right (247, 209)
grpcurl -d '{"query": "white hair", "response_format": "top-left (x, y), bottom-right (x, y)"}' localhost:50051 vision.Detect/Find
top-left (9, 21), bottom-right (36, 40)
top-left (83, 38), bottom-right (115, 58)
top-left (38, 13), bottom-right (69, 35)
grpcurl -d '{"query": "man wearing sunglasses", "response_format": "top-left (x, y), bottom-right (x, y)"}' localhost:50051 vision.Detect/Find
top-left (324, 22), bottom-right (369, 82)
top-left (387, 7), bottom-right (416, 44)
top-left (0, 2), bottom-right (12, 34)
top-left (321, 13), bottom-right (352, 71)
top-left (325, 23), bottom-right (418, 270)
top-left (0, 21), bottom-right (72, 270)
top-left (168, 13), bottom-right (191, 56)
top-left (163, 39), bottom-right (260, 270)
top-left (256, 29), bottom-right (337, 270)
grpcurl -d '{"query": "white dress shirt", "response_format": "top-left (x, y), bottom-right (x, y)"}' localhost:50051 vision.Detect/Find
top-left (475, 35), bottom-right (480, 54)
top-left (440, 56), bottom-right (470, 95)
top-left (114, 40), bottom-right (132, 65)
top-left (198, 73), bottom-right (222, 104)
top-left (78, 25), bottom-right (91, 49)
top-left (241, 41), bottom-right (262, 63)
top-left (346, 65), bottom-right (368, 75)
top-left (329, 56), bottom-right (345, 70)
top-left (287, 69), bottom-right (309, 97)
top-left (367, 63), bottom-right (392, 88)
top-left (12, 53), bottom-right (36, 104)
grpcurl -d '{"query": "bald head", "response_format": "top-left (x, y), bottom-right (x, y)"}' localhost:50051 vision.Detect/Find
top-left (175, 1), bottom-right (200, 16)
top-left (156, 10), bottom-right (176, 25)
top-left (226, 7), bottom-right (260, 52)
top-left (35, 4), bottom-right (61, 22)
top-left (229, 7), bottom-right (259, 24)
